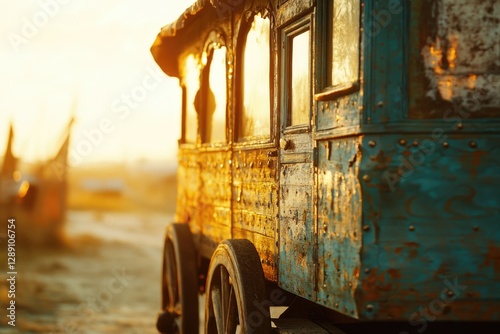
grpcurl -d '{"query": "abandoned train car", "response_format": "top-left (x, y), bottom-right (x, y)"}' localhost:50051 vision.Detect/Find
top-left (151, 0), bottom-right (500, 332)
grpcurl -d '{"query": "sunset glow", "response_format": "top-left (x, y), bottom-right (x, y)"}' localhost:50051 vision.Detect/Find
top-left (0, 0), bottom-right (196, 166)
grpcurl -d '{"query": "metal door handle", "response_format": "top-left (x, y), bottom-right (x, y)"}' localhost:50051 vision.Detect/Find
top-left (280, 138), bottom-right (290, 150)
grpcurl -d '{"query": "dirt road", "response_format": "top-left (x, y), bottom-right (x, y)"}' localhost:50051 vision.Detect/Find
top-left (1, 210), bottom-right (172, 334)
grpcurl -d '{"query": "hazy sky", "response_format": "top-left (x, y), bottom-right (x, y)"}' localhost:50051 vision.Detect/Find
top-left (0, 0), bottom-right (195, 166)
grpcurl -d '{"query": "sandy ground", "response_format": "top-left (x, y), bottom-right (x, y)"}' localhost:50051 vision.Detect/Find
top-left (0, 210), bottom-right (490, 334)
top-left (0, 210), bottom-right (176, 334)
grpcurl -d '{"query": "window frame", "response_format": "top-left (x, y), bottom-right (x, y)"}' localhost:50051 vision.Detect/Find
top-left (199, 31), bottom-right (228, 146)
top-left (314, 0), bottom-right (361, 102)
top-left (180, 53), bottom-right (201, 147)
top-left (281, 15), bottom-right (313, 134)
top-left (235, 10), bottom-right (274, 145)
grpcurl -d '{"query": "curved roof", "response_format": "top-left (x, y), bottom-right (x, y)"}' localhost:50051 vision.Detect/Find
top-left (150, 0), bottom-right (212, 77)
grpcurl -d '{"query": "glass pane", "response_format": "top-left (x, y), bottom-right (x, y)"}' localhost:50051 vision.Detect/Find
top-left (241, 14), bottom-right (271, 139)
top-left (331, 0), bottom-right (360, 86)
top-left (184, 54), bottom-right (200, 143)
top-left (208, 47), bottom-right (227, 143)
top-left (291, 31), bottom-right (310, 126)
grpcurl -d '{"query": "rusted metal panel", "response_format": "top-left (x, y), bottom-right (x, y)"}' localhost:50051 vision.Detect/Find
top-left (176, 148), bottom-right (201, 236)
top-left (357, 134), bottom-right (500, 320)
top-left (232, 148), bottom-right (279, 281)
top-left (233, 228), bottom-right (277, 282)
top-left (279, 161), bottom-right (316, 299)
top-left (316, 137), bottom-right (363, 318)
top-left (198, 150), bottom-right (232, 256)
top-left (316, 93), bottom-right (362, 132)
top-left (408, 0), bottom-right (500, 119)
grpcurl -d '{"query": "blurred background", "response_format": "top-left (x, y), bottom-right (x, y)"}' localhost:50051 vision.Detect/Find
top-left (0, 1), bottom-right (195, 332)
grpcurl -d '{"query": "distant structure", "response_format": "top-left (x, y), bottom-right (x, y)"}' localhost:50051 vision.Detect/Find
top-left (0, 118), bottom-right (73, 245)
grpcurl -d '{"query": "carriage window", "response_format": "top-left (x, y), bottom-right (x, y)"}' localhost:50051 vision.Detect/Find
top-left (206, 46), bottom-right (227, 143)
top-left (184, 55), bottom-right (200, 143)
top-left (240, 13), bottom-right (271, 139)
top-left (290, 30), bottom-right (311, 126)
top-left (330, 0), bottom-right (360, 87)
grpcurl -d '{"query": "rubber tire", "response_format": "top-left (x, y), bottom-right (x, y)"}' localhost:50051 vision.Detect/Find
top-left (158, 223), bottom-right (199, 334)
top-left (205, 239), bottom-right (271, 334)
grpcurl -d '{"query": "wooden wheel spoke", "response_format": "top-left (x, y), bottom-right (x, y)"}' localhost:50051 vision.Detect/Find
top-left (225, 285), bottom-right (238, 334)
top-left (211, 285), bottom-right (225, 333)
top-left (220, 266), bottom-right (230, 325)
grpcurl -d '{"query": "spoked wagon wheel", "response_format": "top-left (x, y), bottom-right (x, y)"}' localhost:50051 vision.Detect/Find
top-left (205, 239), bottom-right (271, 334)
top-left (157, 223), bottom-right (199, 334)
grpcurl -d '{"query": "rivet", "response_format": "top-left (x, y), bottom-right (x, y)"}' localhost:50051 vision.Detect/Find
top-left (399, 139), bottom-right (406, 146)
top-left (363, 174), bottom-right (371, 182)
top-left (469, 141), bottom-right (477, 148)
top-left (457, 123), bottom-right (463, 130)
top-left (335, 303), bottom-right (339, 308)
top-left (249, 161), bottom-right (254, 168)
top-left (362, 225), bottom-right (370, 232)
top-left (364, 268), bottom-right (371, 274)
top-left (446, 290), bottom-right (454, 298)
top-left (367, 116), bottom-right (372, 122)
top-left (473, 226), bottom-right (479, 231)
top-left (442, 142), bottom-right (449, 148)
top-left (412, 141), bottom-right (419, 147)
top-left (369, 140), bottom-right (376, 147)
top-left (366, 304), bottom-right (374, 311)
top-left (377, 101), bottom-right (384, 108)
top-left (409, 225), bottom-right (415, 231)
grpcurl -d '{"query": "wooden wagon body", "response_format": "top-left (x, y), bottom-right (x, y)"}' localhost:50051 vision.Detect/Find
top-left (151, 0), bottom-right (500, 329)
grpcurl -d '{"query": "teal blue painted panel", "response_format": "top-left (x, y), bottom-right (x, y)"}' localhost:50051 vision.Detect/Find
top-left (316, 137), bottom-right (363, 317)
top-left (316, 93), bottom-right (362, 131)
top-left (358, 134), bottom-right (500, 320)
top-left (279, 162), bottom-right (316, 300)
top-left (363, 0), bottom-right (408, 124)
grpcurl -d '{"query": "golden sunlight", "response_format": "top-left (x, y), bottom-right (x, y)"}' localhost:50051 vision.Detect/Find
top-left (0, 0), bottom-right (196, 166)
